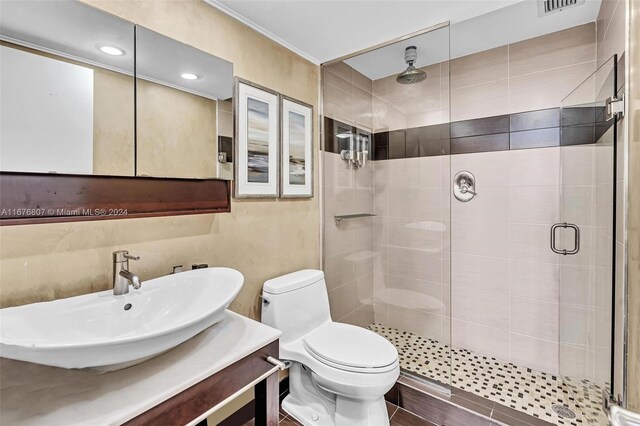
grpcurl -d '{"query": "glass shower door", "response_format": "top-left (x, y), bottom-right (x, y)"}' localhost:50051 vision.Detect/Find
top-left (557, 56), bottom-right (618, 424)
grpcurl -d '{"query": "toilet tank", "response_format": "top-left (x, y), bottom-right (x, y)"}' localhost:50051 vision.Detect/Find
top-left (261, 269), bottom-right (331, 343)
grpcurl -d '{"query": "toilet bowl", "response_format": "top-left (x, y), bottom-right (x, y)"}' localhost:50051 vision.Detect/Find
top-left (261, 269), bottom-right (400, 426)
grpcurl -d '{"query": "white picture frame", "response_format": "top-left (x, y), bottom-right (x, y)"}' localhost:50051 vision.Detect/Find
top-left (280, 96), bottom-right (313, 198)
top-left (234, 78), bottom-right (280, 198)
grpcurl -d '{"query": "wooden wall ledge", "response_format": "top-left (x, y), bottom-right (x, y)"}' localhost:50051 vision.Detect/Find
top-left (0, 172), bottom-right (231, 225)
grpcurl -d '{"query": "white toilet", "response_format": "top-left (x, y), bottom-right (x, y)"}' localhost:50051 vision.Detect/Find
top-left (261, 269), bottom-right (400, 426)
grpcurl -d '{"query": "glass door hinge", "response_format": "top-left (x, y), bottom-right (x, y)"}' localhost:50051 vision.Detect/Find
top-left (602, 389), bottom-right (623, 413)
top-left (606, 95), bottom-right (625, 121)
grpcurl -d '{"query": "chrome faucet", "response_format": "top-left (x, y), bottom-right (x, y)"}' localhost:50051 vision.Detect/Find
top-left (113, 250), bottom-right (141, 295)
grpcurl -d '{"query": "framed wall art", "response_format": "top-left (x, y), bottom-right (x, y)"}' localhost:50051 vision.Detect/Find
top-left (234, 78), bottom-right (279, 198)
top-left (280, 96), bottom-right (313, 198)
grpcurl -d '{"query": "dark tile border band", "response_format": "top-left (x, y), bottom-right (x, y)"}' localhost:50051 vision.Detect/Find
top-left (323, 105), bottom-right (612, 160)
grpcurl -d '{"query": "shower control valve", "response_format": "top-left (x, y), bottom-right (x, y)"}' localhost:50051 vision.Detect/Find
top-left (454, 171), bottom-right (477, 202)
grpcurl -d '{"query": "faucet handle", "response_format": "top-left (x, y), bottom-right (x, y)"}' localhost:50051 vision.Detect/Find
top-left (113, 250), bottom-right (140, 263)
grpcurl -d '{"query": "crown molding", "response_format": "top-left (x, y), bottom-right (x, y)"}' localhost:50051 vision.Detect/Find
top-left (204, 0), bottom-right (321, 65)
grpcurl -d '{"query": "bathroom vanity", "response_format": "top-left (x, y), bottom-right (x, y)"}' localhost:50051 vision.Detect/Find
top-left (0, 311), bottom-right (282, 425)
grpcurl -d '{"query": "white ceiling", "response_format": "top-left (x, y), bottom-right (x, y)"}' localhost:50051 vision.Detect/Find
top-left (208, 0), bottom-right (524, 64)
top-left (208, 0), bottom-right (601, 76)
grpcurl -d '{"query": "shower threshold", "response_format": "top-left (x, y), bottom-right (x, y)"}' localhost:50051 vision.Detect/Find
top-left (368, 323), bottom-right (607, 425)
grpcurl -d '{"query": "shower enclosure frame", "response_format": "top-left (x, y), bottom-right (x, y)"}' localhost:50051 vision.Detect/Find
top-left (319, 16), bottom-right (626, 421)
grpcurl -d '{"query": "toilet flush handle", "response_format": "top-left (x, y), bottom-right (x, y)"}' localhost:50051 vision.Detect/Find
top-left (260, 294), bottom-right (270, 306)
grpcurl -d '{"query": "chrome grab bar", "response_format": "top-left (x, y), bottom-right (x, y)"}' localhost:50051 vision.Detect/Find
top-left (550, 222), bottom-right (580, 255)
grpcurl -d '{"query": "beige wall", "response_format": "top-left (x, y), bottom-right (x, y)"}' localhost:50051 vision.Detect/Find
top-left (92, 68), bottom-right (136, 175)
top-left (0, 0), bottom-right (321, 321)
top-left (626, 0), bottom-right (640, 411)
top-left (137, 79), bottom-right (218, 178)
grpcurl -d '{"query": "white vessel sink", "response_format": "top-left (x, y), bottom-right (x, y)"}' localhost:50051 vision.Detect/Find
top-left (0, 267), bottom-right (243, 370)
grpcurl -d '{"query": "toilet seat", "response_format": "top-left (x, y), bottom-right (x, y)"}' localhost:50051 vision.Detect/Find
top-left (303, 322), bottom-right (398, 373)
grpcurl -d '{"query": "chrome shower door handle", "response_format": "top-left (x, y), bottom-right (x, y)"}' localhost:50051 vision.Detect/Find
top-left (565, 223), bottom-right (580, 255)
top-left (550, 222), bottom-right (580, 255)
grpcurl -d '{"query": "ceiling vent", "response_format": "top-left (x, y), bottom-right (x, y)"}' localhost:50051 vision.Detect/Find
top-left (538, 0), bottom-right (585, 16)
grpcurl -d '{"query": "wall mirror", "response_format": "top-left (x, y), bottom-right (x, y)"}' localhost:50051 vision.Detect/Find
top-left (135, 26), bottom-right (234, 179)
top-left (0, 0), bottom-right (135, 176)
top-left (0, 1), bottom-right (235, 180)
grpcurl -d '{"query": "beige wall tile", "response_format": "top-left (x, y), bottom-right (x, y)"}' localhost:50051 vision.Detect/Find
top-left (450, 45), bottom-right (508, 89)
top-left (451, 185), bottom-right (509, 224)
top-left (509, 23), bottom-right (595, 77)
top-left (452, 253), bottom-right (509, 293)
top-left (372, 77), bottom-right (387, 100)
top-left (598, 0), bottom-right (626, 64)
top-left (347, 305), bottom-right (375, 328)
top-left (451, 78), bottom-right (508, 121)
top-left (559, 304), bottom-right (590, 346)
top-left (559, 343), bottom-right (588, 378)
top-left (452, 319), bottom-right (510, 363)
top-left (509, 223), bottom-right (558, 263)
top-left (325, 61), bottom-right (353, 82)
top-left (510, 334), bottom-right (559, 375)
top-left (353, 69), bottom-right (373, 93)
top-left (328, 282), bottom-right (355, 321)
top-left (452, 285), bottom-right (509, 330)
top-left (324, 69), bottom-right (353, 94)
top-left (560, 265), bottom-right (594, 306)
top-left (509, 61), bottom-right (596, 113)
top-left (510, 185), bottom-right (560, 224)
top-left (387, 246), bottom-right (441, 283)
top-left (451, 150), bottom-right (509, 186)
top-left (451, 220), bottom-right (509, 257)
top-left (510, 260), bottom-right (559, 303)
top-left (596, 0), bottom-right (619, 53)
top-left (324, 82), bottom-right (354, 125)
top-left (511, 297), bottom-right (559, 342)
top-left (509, 147), bottom-right (559, 186)
top-left (324, 253), bottom-right (355, 291)
top-left (354, 97), bottom-right (373, 130)
top-left (387, 306), bottom-right (443, 341)
top-left (561, 145), bottom-right (595, 186)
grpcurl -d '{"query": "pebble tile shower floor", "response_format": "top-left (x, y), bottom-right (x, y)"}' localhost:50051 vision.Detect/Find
top-left (368, 324), bottom-right (608, 425)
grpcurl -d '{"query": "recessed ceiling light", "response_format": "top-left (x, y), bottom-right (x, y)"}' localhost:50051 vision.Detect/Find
top-left (180, 73), bottom-right (199, 80)
top-left (99, 45), bottom-right (125, 56)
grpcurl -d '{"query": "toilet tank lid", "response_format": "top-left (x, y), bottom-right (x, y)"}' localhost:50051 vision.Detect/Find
top-left (263, 269), bottom-right (324, 295)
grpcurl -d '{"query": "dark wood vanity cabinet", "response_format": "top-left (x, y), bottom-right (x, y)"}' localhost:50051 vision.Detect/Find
top-left (124, 340), bottom-right (279, 426)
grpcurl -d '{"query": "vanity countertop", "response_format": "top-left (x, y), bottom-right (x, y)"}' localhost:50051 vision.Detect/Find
top-left (0, 310), bottom-right (281, 426)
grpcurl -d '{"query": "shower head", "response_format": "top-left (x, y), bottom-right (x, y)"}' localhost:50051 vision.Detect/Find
top-left (396, 46), bottom-right (427, 85)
